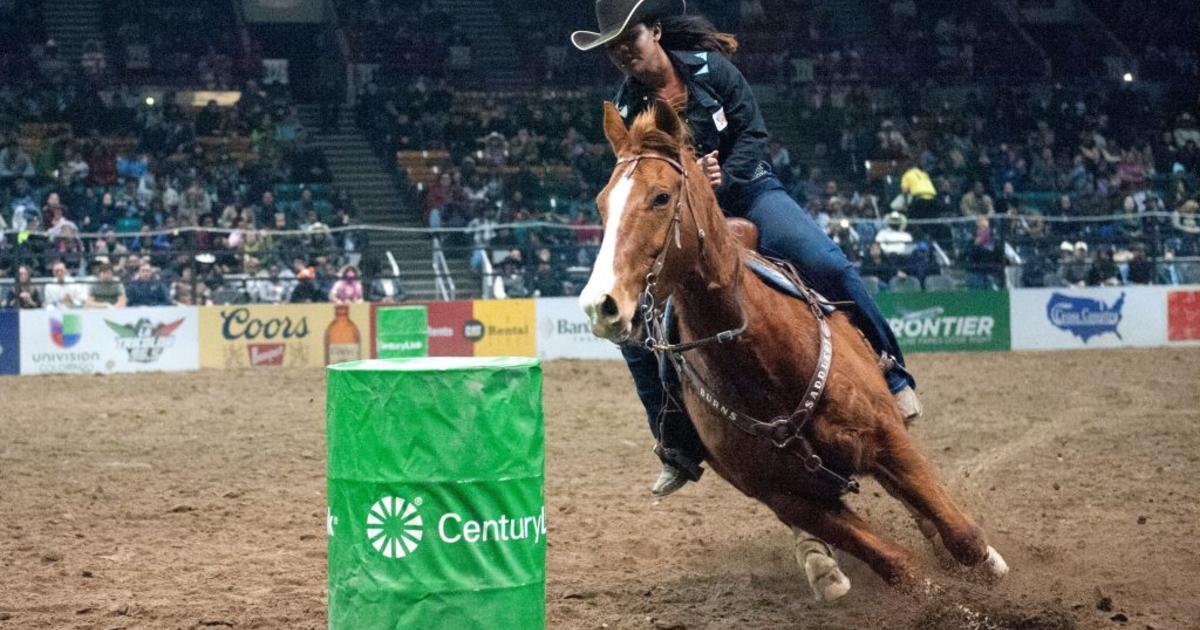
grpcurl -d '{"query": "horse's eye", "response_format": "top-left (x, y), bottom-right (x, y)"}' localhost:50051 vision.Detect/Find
top-left (653, 192), bottom-right (671, 207)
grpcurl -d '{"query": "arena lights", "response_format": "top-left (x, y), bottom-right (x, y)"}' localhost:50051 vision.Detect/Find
top-left (145, 96), bottom-right (155, 106)
top-left (1122, 72), bottom-right (1134, 83)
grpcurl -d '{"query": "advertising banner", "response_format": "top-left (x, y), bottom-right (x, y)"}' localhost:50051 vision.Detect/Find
top-left (19, 307), bottom-right (199, 374)
top-left (472, 299), bottom-right (536, 357)
top-left (427, 301), bottom-right (475, 357)
top-left (424, 300), bottom-right (537, 358)
top-left (199, 304), bottom-right (370, 369)
top-left (1010, 287), bottom-right (1167, 350)
top-left (535, 297), bottom-right (622, 360)
top-left (373, 305), bottom-right (429, 359)
top-left (0, 311), bottom-right (19, 375)
top-left (875, 291), bottom-right (1011, 353)
top-left (1167, 289), bottom-right (1200, 343)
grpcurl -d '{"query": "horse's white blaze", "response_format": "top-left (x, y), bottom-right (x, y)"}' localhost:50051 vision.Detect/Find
top-left (579, 174), bottom-right (635, 316)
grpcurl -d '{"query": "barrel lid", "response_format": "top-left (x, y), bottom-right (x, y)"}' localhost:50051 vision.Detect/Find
top-left (328, 357), bottom-right (540, 372)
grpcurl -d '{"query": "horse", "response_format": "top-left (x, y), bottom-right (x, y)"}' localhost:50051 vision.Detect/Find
top-left (579, 100), bottom-right (1008, 601)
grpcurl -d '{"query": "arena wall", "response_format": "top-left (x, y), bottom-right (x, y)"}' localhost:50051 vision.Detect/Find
top-left (0, 286), bottom-right (1198, 376)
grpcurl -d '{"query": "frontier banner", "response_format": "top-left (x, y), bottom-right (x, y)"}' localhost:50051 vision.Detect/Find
top-left (199, 304), bottom-right (371, 369)
top-left (19, 307), bottom-right (199, 374)
top-left (876, 291), bottom-right (1011, 353)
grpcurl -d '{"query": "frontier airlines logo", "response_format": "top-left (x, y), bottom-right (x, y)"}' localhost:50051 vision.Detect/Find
top-left (360, 495), bottom-right (547, 560)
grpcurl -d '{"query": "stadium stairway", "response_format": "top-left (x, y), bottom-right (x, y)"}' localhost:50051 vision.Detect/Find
top-left (433, 0), bottom-right (531, 91)
top-left (296, 106), bottom-right (480, 300)
top-left (43, 0), bottom-right (104, 61)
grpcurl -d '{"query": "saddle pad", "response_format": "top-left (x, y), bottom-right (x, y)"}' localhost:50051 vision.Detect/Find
top-left (745, 257), bottom-right (837, 315)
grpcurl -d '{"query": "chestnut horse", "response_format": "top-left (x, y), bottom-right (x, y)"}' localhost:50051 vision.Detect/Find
top-left (580, 101), bottom-right (1008, 600)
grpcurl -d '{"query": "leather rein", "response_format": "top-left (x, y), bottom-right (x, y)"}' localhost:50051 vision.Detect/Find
top-left (614, 152), bottom-right (858, 495)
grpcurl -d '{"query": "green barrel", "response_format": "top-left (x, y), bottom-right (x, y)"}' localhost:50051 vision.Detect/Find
top-left (327, 357), bottom-right (545, 629)
top-left (375, 306), bottom-right (429, 359)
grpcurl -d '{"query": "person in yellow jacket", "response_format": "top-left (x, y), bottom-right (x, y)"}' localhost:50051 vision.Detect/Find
top-left (898, 163), bottom-right (941, 242)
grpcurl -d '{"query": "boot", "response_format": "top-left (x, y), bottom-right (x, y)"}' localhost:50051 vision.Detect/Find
top-left (650, 461), bottom-right (691, 496)
top-left (894, 386), bottom-right (923, 425)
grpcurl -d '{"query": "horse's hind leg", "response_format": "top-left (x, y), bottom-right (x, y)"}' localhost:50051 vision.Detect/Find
top-left (767, 492), bottom-right (919, 594)
top-left (874, 430), bottom-right (1008, 580)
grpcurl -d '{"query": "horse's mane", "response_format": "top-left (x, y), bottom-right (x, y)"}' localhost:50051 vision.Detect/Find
top-left (628, 108), bottom-right (695, 163)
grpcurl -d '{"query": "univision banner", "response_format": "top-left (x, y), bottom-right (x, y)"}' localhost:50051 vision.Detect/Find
top-left (535, 297), bottom-right (622, 360)
top-left (0, 310), bottom-right (19, 375)
top-left (199, 304), bottom-right (371, 369)
top-left (875, 291), bottom-right (1011, 353)
top-left (19, 307), bottom-right (199, 374)
top-left (1010, 287), bottom-right (1167, 350)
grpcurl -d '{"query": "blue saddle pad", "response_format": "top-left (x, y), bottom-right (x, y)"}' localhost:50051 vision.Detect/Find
top-left (746, 257), bottom-right (807, 300)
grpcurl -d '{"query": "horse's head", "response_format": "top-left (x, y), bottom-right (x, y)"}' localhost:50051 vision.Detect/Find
top-left (580, 100), bottom-right (703, 343)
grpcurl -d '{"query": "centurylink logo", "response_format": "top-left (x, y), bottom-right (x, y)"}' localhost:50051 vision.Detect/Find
top-left (363, 495), bottom-right (547, 560)
top-left (367, 496), bottom-right (425, 559)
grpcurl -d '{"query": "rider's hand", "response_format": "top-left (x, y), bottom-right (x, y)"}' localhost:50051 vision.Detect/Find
top-left (698, 151), bottom-right (722, 189)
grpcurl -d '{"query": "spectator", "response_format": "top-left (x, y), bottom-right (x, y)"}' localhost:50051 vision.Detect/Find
top-left (1086, 246), bottom-right (1122, 287)
top-left (290, 266), bottom-right (325, 303)
top-left (328, 265), bottom-right (364, 304)
top-left (860, 241), bottom-right (901, 288)
top-left (959, 181), bottom-right (994, 216)
top-left (86, 263), bottom-right (127, 308)
top-left (1125, 242), bottom-right (1155, 285)
top-left (172, 266), bottom-right (212, 306)
top-left (44, 261), bottom-right (87, 309)
top-left (965, 215), bottom-right (1005, 290)
top-left (2, 265), bottom-right (43, 309)
top-left (875, 211), bottom-right (914, 255)
top-left (126, 262), bottom-right (171, 306)
top-left (1058, 241), bottom-right (1091, 287)
top-left (256, 263), bottom-right (291, 304)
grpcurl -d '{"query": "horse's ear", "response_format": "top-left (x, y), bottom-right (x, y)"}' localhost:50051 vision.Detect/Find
top-left (602, 101), bottom-right (629, 153)
top-left (650, 99), bottom-right (685, 144)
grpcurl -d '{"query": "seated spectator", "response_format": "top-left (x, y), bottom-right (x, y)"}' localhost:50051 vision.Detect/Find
top-left (172, 266), bottom-right (212, 306)
top-left (859, 242), bottom-right (901, 288)
top-left (965, 215), bottom-right (1005, 290)
top-left (328, 265), bottom-right (364, 304)
top-left (1086, 246), bottom-right (1122, 287)
top-left (256, 263), bottom-right (291, 304)
top-left (875, 212), bottom-right (914, 255)
top-left (126, 262), bottom-right (171, 306)
top-left (44, 260), bottom-right (86, 310)
top-left (531, 248), bottom-right (563, 297)
top-left (2, 265), bottom-right (43, 309)
top-left (496, 248), bottom-right (528, 298)
top-left (290, 267), bottom-right (325, 303)
top-left (1058, 241), bottom-right (1091, 287)
top-left (86, 263), bottom-right (127, 308)
top-left (1125, 243), bottom-right (1155, 285)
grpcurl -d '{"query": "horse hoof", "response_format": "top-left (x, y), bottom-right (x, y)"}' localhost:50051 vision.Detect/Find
top-left (981, 546), bottom-right (1009, 581)
top-left (803, 552), bottom-right (851, 602)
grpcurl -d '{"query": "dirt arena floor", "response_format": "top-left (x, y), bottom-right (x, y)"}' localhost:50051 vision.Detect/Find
top-left (2, 348), bottom-right (1198, 629)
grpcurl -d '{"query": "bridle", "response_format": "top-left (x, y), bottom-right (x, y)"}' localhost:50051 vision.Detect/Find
top-left (611, 151), bottom-right (747, 353)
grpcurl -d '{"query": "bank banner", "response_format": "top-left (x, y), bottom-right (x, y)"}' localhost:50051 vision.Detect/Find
top-left (19, 307), bottom-right (199, 375)
top-left (1167, 289), bottom-right (1200, 343)
top-left (426, 300), bottom-right (537, 358)
top-left (0, 311), bottom-right (19, 375)
top-left (535, 297), bottom-right (622, 360)
top-left (372, 305), bottom-right (429, 358)
top-left (1010, 287), bottom-right (1167, 351)
top-left (875, 291), bottom-right (1010, 353)
top-left (199, 304), bottom-right (371, 369)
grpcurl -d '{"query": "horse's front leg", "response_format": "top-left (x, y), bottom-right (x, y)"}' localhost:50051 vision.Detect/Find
top-left (765, 492), bottom-right (920, 593)
top-left (792, 527), bottom-right (850, 602)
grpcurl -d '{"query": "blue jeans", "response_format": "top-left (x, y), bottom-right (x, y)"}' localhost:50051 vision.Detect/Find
top-left (625, 173), bottom-right (912, 468)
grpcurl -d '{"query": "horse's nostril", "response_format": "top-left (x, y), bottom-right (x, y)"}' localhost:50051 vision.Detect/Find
top-left (599, 295), bottom-right (620, 321)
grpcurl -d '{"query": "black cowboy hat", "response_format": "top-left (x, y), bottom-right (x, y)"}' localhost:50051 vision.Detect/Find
top-left (571, 0), bottom-right (686, 51)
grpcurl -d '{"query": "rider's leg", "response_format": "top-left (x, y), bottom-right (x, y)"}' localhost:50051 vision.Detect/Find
top-left (739, 176), bottom-right (916, 398)
top-left (621, 344), bottom-right (706, 495)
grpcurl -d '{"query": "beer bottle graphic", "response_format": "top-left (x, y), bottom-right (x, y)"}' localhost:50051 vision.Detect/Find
top-left (325, 305), bottom-right (362, 365)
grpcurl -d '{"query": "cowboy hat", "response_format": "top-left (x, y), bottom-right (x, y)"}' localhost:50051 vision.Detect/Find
top-left (571, 0), bottom-right (686, 51)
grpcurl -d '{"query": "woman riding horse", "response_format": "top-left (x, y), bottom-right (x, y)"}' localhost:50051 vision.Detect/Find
top-left (571, 0), bottom-right (921, 496)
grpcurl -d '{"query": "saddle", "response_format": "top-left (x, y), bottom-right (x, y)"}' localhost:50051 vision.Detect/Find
top-left (725, 218), bottom-right (837, 312)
